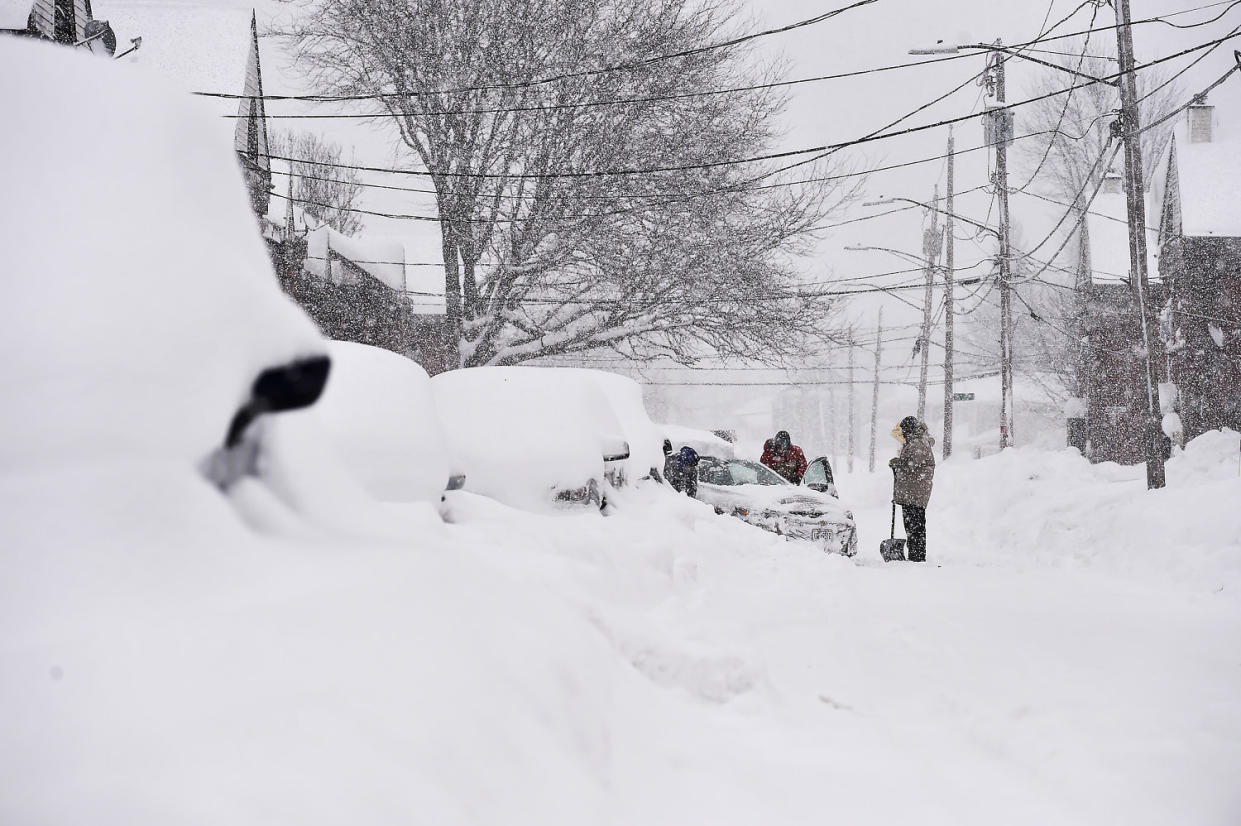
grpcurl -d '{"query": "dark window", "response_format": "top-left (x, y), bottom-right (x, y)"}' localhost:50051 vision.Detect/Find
top-left (53, 0), bottom-right (75, 43)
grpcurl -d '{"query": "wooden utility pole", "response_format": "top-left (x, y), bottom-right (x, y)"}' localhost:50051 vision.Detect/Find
top-left (943, 126), bottom-right (956, 459)
top-left (989, 43), bottom-right (1015, 450)
top-left (847, 334), bottom-right (857, 473)
top-left (917, 185), bottom-right (940, 420)
top-left (868, 309), bottom-right (884, 472)
top-left (1114, 0), bottom-right (1166, 489)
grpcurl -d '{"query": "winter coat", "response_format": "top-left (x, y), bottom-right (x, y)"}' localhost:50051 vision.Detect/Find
top-left (666, 449), bottom-right (698, 497)
top-left (761, 440), bottom-right (808, 484)
top-left (891, 425), bottom-right (935, 508)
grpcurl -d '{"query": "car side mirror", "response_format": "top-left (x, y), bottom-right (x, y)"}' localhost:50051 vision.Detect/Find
top-left (224, 355), bottom-right (331, 448)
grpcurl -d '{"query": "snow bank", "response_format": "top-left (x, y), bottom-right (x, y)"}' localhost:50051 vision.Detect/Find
top-left (846, 429), bottom-right (1241, 593)
top-left (0, 40), bottom-right (323, 471)
top-left (432, 367), bottom-right (625, 510)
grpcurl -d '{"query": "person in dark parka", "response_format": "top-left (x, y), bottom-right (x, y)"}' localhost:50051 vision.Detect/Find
top-left (889, 416), bottom-right (936, 562)
top-left (670, 445), bottom-right (699, 497)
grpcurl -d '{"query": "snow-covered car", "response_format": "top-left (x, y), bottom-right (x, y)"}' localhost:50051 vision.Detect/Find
top-left (695, 456), bottom-right (857, 556)
top-left (431, 366), bottom-right (630, 512)
top-left (557, 369), bottom-right (666, 486)
top-left (272, 340), bottom-right (459, 505)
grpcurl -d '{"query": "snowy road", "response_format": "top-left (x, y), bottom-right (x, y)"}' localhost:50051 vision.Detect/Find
top-left (4, 442), bottom-right (1239, 824)
top-left (647, 557), bottom-right (1241, 825)
top-left (440, 441), bottom-right (1241, 826)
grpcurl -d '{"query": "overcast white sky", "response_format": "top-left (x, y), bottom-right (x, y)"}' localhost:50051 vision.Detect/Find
top-left (107, 0), bottom-right (1238, 335)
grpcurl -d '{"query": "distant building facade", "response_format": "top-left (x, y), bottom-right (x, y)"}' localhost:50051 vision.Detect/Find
top-left (1076, 172), bottom-right (1166, 464)
top-left (230, 16), bottom-right (449, 373)
top-left (1149, 96), bottom-right (1241, 439)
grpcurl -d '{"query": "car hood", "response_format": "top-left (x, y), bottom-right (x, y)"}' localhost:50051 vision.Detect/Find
top-left (697, 483), bottom-right (853, 522)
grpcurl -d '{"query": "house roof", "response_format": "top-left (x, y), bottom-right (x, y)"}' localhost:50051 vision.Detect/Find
top-left (304, 226), bottom-right (446, 316)
top-left (1084, 184), bottom-right (1160, 284)
top-left (1151, 99), bottom-right (1241, 239)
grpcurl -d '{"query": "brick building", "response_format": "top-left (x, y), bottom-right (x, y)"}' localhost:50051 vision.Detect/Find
top-left (1077, 172), bottom-right (1166, 464)
top-left (1149, 94), bottom-right (1241, 440)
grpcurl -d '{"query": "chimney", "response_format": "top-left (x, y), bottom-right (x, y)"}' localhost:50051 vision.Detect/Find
top-left (1188, 94), bottom-right (1213, 143)
top-left (1101, 169), bottom-right (1124, 195)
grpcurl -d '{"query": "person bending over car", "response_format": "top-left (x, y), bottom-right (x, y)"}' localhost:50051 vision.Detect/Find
top-left (668, 445), bottom-right (699, 497)
top-left (889, 416), bottom-right (936, 562)
top-left (761, 430), bottom-right (807, 484)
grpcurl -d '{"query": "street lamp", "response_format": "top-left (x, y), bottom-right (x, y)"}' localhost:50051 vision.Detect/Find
top-left (909, 41), bottom-right (1119, 86)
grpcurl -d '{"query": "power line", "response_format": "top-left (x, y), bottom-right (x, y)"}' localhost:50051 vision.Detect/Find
top-left (225, 0), bottom-right (877, 104)
top-left (244, 33), bottom-right (1241, 183)
top-left (201, 1), bottom-right (1239, 104)
top-left (1010, 1), bottom-right (1102, 195)
top-left (637, 370), bottom-right (1002, 388)
top-left (263, 135), bottom-right (1019, 204)
top-left (1016, 139), bottom-right (1119, 262)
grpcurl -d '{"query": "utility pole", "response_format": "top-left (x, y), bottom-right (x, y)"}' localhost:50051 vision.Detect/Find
top-left (1114, 0), bottom-right (1166, 489)
top-left (917, 185), bottom-right (940, 420)
top-left (988, 42), bottom-right (1015, 451)
top-left (868, 309), bottom-right (884, 472)
top-left (847, 334), bottom-right (856, 473)
top-left (943, 125), bottom-right (956, 459)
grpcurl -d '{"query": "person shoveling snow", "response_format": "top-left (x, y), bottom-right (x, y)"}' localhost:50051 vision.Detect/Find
top-left (888, 416), bottom-right (936, 563)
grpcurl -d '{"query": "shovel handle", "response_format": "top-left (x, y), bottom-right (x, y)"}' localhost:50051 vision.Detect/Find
top-left (889, 465), bottom-right (898, 540)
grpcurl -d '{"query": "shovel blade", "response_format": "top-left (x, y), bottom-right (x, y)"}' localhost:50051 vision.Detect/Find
top-left (879, 538), bottom-right (907, 562)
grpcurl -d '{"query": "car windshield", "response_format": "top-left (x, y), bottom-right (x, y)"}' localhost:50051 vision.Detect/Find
top-left (698, 458), bottom-right (788, 486)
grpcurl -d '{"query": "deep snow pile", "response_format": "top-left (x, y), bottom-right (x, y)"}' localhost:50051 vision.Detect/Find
top-left (838, 429), bottom-right (1241, 593)
top-left (0, 40), bottom-right (323, 472)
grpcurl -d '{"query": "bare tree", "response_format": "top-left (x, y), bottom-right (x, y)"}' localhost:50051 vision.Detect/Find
top-left (279, 0), bottom-right (858, 368)
top-left (1015, 40), bottom-right (1181, 208)
top-left (270, 130), bottom-right (364, 236)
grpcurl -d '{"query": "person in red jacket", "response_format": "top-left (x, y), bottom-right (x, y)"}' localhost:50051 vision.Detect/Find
top-left (761, 430), bottom-right (808, 484)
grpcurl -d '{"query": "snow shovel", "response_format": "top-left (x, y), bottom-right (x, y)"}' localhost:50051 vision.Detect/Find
top-left (879, 469), bottom-right (907, 562)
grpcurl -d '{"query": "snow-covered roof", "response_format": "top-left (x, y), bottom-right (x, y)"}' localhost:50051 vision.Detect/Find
top-left (303, 226), bottom-right (446, 315)
top-left (1084, 184), bottom-right (1159, 284)
top-left (1151, 98), bottom-right (1241, 239)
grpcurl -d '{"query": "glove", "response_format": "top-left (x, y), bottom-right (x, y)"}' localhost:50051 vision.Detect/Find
top-left (889, 457), bottom-right (906, 469)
